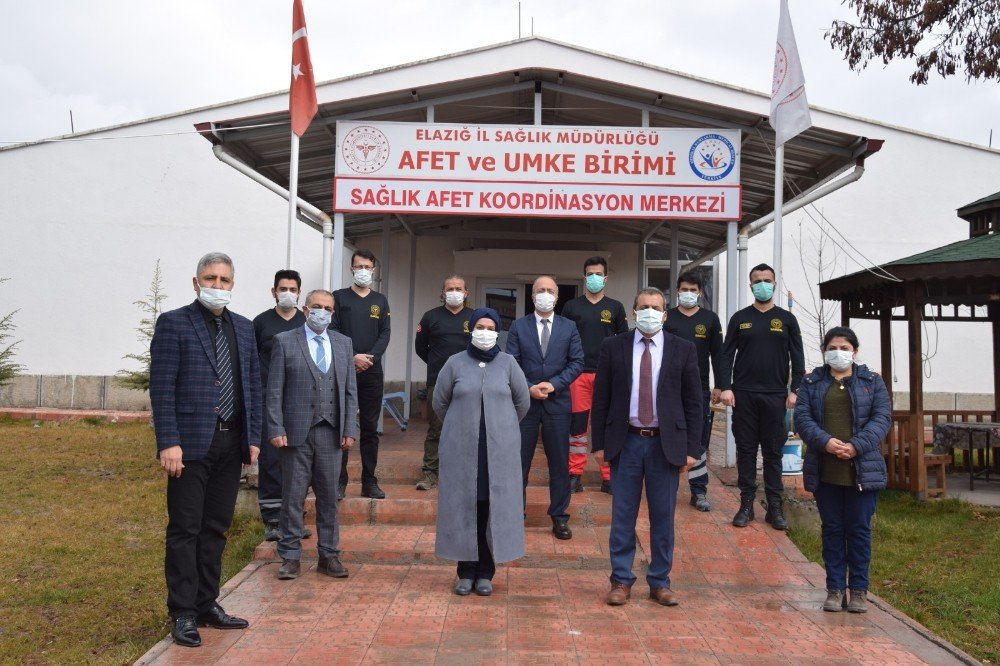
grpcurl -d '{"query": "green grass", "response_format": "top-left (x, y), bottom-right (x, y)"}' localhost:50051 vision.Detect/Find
top-left (0, 420), bottom-right (263, 664)
top-left (787, 491), bottom-right (1000, 664)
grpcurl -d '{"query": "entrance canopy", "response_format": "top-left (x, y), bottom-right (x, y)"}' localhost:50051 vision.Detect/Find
top-left (196, 37), bottom-right (880, 259)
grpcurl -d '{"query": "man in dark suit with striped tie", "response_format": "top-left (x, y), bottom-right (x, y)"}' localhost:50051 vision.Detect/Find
top-left (150, 252), bottom-right (261, 648)
top-left (591, 287), bottom-right (702, 607)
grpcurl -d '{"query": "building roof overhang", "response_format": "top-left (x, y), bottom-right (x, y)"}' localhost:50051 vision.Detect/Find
top-left (196, 37), bottom-right (881, 258)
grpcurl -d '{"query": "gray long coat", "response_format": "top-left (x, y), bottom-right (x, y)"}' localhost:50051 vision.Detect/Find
top-left (433, 351), bottom-right (530, 563)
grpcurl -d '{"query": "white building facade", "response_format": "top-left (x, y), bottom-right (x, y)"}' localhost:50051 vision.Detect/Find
top-left (1, 38), bottom-right (997, 411)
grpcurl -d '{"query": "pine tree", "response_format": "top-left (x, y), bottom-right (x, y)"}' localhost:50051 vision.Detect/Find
top-left (116, 260), bottom-right (167, 392)
top-left (0, 277), bottom-right (23, 388)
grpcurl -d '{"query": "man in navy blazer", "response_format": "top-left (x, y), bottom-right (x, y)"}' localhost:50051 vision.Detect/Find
top-left (150, 252), bottom-right (261, 648)
top-left (591, 287), bottom-right (702, 607)
top-left (506, 275), bottom-right (584, 540)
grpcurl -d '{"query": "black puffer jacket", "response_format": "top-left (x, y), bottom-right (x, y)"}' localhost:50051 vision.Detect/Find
top-left (794, 363), bottom-right (891, 492)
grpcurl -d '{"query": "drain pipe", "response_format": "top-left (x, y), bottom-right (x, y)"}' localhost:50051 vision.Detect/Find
top-left (212, 145), bottom-right (335, 290)
top-left (685, 160), bottom-right (868, 272)
top-left (746, 161), bottom-right (866, 238)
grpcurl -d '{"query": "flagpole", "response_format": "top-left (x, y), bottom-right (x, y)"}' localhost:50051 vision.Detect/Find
top-left (287, 131), bottom-right (299, 269)
top-left (772, 143), bottom-right (784, 307)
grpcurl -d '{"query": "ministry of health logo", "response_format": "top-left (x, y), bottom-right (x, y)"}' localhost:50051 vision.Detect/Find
top-left (342, 125), bottom-right (390, 174)
top-left (688, 134), bottom-right (736, 182)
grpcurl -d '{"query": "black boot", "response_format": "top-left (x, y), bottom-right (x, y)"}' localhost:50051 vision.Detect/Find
top-left (732, 496), bottom-right (755, 527)
top-left (764, 499), bottom-right (788, 530)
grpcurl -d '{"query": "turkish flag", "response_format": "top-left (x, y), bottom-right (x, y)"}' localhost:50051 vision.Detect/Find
top-left (289, 0), bottom-right (317, 137)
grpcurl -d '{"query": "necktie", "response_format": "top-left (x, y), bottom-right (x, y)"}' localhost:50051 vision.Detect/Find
top-left (540, 318), bottom-right (550, 358)
top-left (314, 335), bottom-right (328, 372)
top-left (638, 338), bottom-right (653, 426)
top-left (214, 317), bottom-right (235, 421)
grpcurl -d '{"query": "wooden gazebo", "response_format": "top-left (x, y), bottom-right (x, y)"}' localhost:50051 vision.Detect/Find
top-left (819, 192), bottom-right (1000, 496)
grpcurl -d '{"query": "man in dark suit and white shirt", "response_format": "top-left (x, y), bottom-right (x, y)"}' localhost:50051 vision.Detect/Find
top-left (506, 275), bottom-right (584, 540)
top-left (267, 290), bottom-right (359, 580)
top-left (591, 287), bottom-right (702, 607)
top-left (150, 252), bottom-right (261, 648)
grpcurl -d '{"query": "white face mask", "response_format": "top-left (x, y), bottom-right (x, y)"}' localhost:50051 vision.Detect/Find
top-left (471, 329), bottom-right (498, 351)
top-left (353, 268), bottom-right (373, 288)
top-left (306, 308), bottom-right (332, 331)
top-left (677, 292), bottom-right (699, 308)
top-left (198, 285), bottom-right (232, 310)
top-left (824, 349), bottom-right (854, 372)
top-left (635, 308), bottom-right (664, 335)
top-left (533, 292), bottom-right (556, 313)
top-left (444, 291), bottom-right (465, 307)
top-left (276, 291), bottom-right (298, 309)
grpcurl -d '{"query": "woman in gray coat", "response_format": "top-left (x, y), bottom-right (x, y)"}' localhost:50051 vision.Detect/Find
top-left (433, 307), bottom-right (531, 596)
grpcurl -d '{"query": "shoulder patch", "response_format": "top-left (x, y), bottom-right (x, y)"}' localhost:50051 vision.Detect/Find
top-left (739, 322), bottom-right (752, 330)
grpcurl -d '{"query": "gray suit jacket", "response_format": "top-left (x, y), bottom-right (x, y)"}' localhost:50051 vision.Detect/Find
top-left (266, 326), bottom-right (359, 447)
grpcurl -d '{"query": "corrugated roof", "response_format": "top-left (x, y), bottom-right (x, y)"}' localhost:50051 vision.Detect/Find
top-left (195, 38), bottom-right (882, 258)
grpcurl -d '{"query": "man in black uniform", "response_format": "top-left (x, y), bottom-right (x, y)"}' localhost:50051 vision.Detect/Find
top-left (666, 271), bottom-right (724, 512)
top-left (413, 274), bottom-right (472, 490)
top-left (719, 263), bottom-right (804, 530)
top-left (331, 249), bottom-right (391, 499)
top-left (252, 270), bottom-right (307, 540)
top-left (560, 256), bottom-right (628, 494)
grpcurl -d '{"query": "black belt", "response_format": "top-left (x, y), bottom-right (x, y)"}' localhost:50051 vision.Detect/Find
top-left (628, 425), bottom-right (660, 437)
top-left (216, 419), bottom-right (240, 432)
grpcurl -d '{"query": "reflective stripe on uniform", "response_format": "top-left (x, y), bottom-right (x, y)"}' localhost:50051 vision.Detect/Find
top-left (686, 452), bottom-right (708, 479)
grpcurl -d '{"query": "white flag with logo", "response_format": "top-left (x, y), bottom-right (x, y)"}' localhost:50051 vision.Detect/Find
top-left (770, 0), bottom-right (812, 146)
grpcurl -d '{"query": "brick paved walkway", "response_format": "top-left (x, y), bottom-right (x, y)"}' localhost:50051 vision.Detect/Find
top-left (137, 421), bottom-right (974, 665)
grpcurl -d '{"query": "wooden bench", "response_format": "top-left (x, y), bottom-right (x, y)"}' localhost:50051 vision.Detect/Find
top-left (924, 453), bottom-right (951, 498)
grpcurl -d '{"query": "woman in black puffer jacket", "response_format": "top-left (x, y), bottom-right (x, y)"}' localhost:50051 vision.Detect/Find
top-left (794, 327), bottom-right (891, 614)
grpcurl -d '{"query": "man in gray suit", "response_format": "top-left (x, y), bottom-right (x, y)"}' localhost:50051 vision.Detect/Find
top-left (267, 289), bottom-right (359, 580)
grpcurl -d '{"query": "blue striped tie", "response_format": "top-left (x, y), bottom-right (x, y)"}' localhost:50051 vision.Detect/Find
top-left (214, 317), bottom-right (235, 421)
top-left (314, 335), bottom-right (328, 373)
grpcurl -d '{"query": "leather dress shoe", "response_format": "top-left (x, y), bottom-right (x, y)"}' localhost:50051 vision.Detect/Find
top-left (454, 578), bottom-right (473, 596)
top-left (171, 617), bottom-right (202, 647)
top-left (606, 582), bottom-right (631, 606)
top-left (197, 604), bottom-right (248, 629)
top-left (690, 493), bottom-right (711, 512)
top-left (600, 480), bottom-right (612, 495)
top-left (277, 558), bottom-right (300, 580)
top-left (361, 483), bottom-right (386, 499)
top-left (264, 521), bottom-right (280, 542)
top-left (570, 475), bottom-right (584, 493)
top-left (474, 579), bottom-right (493, 596)
top-left (318, 555), bottom-right (349, 578)
top-left (649, 587), bottom-right (680, 606)
top-left (552, 518), bottom-right (572, 540)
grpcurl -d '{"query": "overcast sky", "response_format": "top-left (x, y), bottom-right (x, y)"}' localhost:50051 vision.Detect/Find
top-left (2, 0), bottom-right (997, 146)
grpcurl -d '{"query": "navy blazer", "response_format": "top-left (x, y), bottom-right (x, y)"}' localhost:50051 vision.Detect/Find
top-left (505, 313), bottom-right (584, 414)
top-left (150, 300), bottom-right (262, 462)
top-left (591, 330), bottom-right (703, 467)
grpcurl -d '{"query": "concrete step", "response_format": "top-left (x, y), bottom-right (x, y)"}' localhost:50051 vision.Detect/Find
top-left (253, 524), bottom-right (641, 570)
top-left (343, 449), bottom-right (607, 486)
top-left (303, 483), bottom-right (613, 527)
